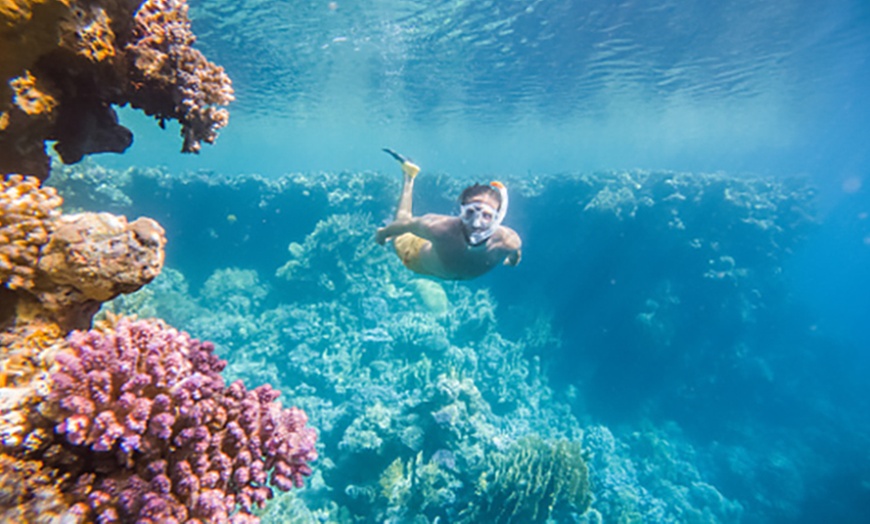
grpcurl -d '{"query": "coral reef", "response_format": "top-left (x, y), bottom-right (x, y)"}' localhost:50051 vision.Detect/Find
top-left (0, 0), bottom-right (233, 180)
top-left (2, 172), bottom-right (317, 522)
top-left (582, 425), bottom-right (744, 524)
top-left (0, 317), bottom-right (318, 523)
top-left (61, 163), bottom-right (820, 522)
top-left (126, 0), bottom-right (234, 153)
top-left (100, 210), bottom-right (593, 522)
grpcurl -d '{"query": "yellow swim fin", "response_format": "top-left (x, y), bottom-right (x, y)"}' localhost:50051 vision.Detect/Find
top-left (382, 148), bottom-right (420, 178)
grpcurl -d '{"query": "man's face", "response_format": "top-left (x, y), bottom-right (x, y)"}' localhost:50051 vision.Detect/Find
top-left (460, 195), bottom-right (500, 231)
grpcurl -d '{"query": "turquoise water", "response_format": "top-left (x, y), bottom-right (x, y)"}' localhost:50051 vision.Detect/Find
top-left (62, 0), bottom-right (870, 522)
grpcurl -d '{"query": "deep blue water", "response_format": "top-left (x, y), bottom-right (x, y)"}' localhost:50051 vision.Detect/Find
top-left (79, 0), bottom-right (870, 522)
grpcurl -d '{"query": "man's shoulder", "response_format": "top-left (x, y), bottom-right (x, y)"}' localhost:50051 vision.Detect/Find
top-left (496, 225), bottom-right (521, 246)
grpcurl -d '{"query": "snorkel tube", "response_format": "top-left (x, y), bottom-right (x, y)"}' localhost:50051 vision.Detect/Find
top-left (464, 181), bottom-right (509, 246)
top-left (490, 180), bottom-right (509, 227)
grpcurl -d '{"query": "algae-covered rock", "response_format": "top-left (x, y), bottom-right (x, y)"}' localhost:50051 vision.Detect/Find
top-left (410, 278), bottom-right (449, 316)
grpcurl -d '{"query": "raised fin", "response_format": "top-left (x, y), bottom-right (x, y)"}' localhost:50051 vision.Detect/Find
top-left (383, 148), bottom-right (420, 178)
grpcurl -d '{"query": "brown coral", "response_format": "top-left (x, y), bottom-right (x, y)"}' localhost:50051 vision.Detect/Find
top-left (0, 174), bottom-right (62, 291)
top-left (29, 212), bottom-right (167, 330)
top-left (1, 174), bottom-right (167, 331)
top-left (37, 212), bottom-right (166, 302)
top-left (0, 321), bottom-right (62, 450)
top-left (0, 0), bottom-right (233, 180)
top-left (127, 0), bottom-right (235, 153)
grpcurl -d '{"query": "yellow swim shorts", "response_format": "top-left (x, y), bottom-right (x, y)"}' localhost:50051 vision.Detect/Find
top-left (393, 233), bottom-right (428, 273)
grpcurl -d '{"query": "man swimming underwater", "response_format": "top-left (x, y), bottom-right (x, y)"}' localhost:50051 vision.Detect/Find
top-left (375, 149), bottom-right (522, 280)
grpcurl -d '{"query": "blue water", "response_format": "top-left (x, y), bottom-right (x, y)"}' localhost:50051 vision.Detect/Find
top-left (71, 0), bottom-right (870, 522)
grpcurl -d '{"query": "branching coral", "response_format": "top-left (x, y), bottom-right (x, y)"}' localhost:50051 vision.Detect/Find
top-left (0, 174), bottom-right (62, 290)
top-left (0, 454), bottom-right (70, 523)
top-left (45, 316), bottom-right (317, 523)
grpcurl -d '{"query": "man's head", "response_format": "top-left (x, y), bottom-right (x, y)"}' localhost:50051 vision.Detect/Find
top-left (458, 182), bottom-right (508, 245)
top-left (460, 183), bottom-right (503, 209)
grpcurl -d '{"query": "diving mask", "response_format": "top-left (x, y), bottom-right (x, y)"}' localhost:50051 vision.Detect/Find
top-left (460, 181), bottom-right (509, 246)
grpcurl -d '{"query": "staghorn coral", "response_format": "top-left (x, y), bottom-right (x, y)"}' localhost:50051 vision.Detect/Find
top-left (0, 0), bottom-right (233, 180)
top-left (0, 174), bottom-right (62, 290)
top-left (45, 316), bottom-right (317, 523)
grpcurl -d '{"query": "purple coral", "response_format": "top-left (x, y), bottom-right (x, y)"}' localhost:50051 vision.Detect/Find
top-left (50, 317), bottom-right (317, 523)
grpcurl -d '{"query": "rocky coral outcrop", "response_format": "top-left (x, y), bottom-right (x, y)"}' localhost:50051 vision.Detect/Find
top-left (1, 174), bottom-right (166, 331)
top-left (0, 0), bottom-right (233, 180)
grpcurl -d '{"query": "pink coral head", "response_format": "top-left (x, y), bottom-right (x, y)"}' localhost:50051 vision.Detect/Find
top-left (47, 316), bottom-right (316, 521)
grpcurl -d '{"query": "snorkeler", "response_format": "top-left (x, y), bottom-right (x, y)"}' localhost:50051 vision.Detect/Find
top-left (375, 149), bottom-right (522, 280)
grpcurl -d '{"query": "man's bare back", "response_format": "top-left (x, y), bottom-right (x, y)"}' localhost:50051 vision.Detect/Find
top-left (375, 150), bottom-right (522, 280)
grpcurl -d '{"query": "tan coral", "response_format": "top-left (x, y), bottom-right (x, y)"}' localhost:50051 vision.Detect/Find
top-left (0, 320), bottom-right (64, 449)
top-left (2, 175), bottom-right (167, 331)
top-left (128, 0), bottom-right (234, 153)
top-left (38, 212), bottom-right (166, 302)
top-left (0, 174), bottom-right (63, 291)
top-left (58, 2), bottom-right (116, 62)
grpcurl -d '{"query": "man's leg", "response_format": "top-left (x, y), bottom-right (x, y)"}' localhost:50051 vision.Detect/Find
top-left (392, 159), bottom-right (423, 270)
top-left (383, 149), bottom-right (420, 222)
top-left (396, 169), bottom-right (416, 221)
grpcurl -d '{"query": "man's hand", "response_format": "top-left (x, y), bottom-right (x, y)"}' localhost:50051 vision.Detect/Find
top-left (504, 248), bottom-right (522, 266)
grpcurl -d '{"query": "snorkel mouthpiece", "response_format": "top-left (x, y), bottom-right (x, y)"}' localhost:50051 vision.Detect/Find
top-left (462, 181), bottom-right (509, 246)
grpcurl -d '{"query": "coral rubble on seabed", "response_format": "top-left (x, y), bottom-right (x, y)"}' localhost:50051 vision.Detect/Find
top-left (1, 174), bottom-right (317, 522)
top-left (0, 0), bottom-right (233, 180)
